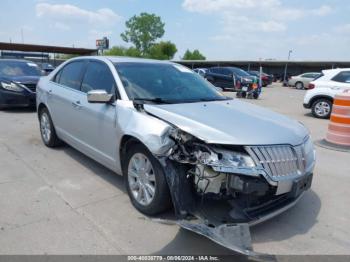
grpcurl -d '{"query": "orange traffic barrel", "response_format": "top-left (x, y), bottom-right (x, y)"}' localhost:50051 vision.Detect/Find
top-left (325, 90), bottom-right (350, 149)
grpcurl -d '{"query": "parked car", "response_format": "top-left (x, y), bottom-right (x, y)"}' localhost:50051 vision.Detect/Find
top-left (288, 72), bottom-right (321, 89)
top-left (0, 59), bottom-right (41, 109)
top-left (37, 56), bottom-right (315, 254)
top-left (248, 70), bottom-right (273, 87)
top-left (303, 68), bottom-right (350, 118)
top-left (193, 68), bottom-right (207, 77)
top-left (205, 66), bottom-right (256, 91)
top-left (39, 63), bottom-right (55, 75)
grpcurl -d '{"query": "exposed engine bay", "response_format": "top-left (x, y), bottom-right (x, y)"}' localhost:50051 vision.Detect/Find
top-left (155, 128), bottom-right (312, 257)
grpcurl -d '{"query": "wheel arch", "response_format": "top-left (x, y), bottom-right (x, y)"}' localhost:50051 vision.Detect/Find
top-left (310, 95), bottom-right (333, 106)
top-left (119, 135), bottom-right (145, 172)
top-left (37, 103), bottom-right (48, 119)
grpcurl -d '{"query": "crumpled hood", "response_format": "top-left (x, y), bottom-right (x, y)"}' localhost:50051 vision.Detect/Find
top-left (144, 99), bottom-right (308, 146)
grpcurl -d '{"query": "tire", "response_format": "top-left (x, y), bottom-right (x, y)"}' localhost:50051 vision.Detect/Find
top-left (39, 107), bottom-right (62, 147)
top-left (295, 82), bottom-right (304, 90)
top-left (123, 143), bottom-right (172, 216)
top-left (311, 98), bottom-right (332, 119)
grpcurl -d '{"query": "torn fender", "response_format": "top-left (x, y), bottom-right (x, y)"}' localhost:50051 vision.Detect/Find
top-left (116, 100), bottom-right (175, 156)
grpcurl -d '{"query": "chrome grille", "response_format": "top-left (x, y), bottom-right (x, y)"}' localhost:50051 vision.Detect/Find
top-left (246, 145), bottom-right (305, 179)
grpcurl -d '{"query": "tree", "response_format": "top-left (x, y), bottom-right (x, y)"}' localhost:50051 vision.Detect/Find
top-left (147, 41), bottom-right (177, 60)
top-left (103, 46), bottom-right (127, 56)
top-left (104, 46), bottom-right (142, 57)
top-left (182, 49), bottom-right (206, 60)
top-left (121, 13), bottom-right (165, 55)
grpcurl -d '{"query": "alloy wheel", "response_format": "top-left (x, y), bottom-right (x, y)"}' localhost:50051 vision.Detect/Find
top-left (127, 153), bottom-right (156, 206)
top-left (40, 112), bottom-right (51, 143)
top-left (314, 101), bottom-right (331, 117)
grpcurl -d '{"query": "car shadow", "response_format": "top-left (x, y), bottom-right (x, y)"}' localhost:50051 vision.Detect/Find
top-left (152, 228), bottom-right (243, 256)
top-left (57, 144), bottom-right (127, 194)
top-left (251, 189), bottom-right (320, 243)
top-left (303, 112), bottom-right (314, 118)
top-left (54, 143), bottom-right (320, 256)
top-left (0, 107), bottom-right (36, 114)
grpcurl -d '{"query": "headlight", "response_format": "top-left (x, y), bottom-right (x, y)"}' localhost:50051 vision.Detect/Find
top-left (1, 82), bottom-right (24, 92)
top-left (304, 136), bottom-right (316, 170)
top-left (196, 148), bottom-right (256, 168)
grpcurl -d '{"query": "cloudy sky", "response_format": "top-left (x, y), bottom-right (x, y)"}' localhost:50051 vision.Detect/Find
top-left (0, 0), bottom-right (349, 60)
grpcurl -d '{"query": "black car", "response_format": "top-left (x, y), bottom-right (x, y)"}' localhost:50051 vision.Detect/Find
top-left (205, 67), bottom-right (256, 91)
top-left (248, 70), bottom-right (273, 87)
top-left (0, 59), bottom-right (41, 109)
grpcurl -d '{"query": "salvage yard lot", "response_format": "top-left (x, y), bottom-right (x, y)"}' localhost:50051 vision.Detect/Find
top-left (0, 83), bottom-right (349, 255)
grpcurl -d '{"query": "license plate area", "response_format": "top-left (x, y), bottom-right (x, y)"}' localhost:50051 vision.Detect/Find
top-left (242, 86), bottom-right (248, 91)
top-left (291, 174), bottom-right (313, 198)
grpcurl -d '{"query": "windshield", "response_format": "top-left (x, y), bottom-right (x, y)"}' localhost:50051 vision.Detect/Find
top-left (114, 62), bottom-right (229, 103)
top-left (0, 61), bottom-right (41, 77)
top-left (231, 68), bottom-right (251, 77)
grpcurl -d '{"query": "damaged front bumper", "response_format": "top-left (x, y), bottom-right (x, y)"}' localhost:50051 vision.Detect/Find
top-left (154, 129), bottom-right (314, 256)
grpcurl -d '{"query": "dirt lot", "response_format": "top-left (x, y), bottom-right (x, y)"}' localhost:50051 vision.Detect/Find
top-left (0, 83), bottom-right (349, 255)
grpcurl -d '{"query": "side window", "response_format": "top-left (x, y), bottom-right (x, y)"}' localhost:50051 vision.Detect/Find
top-left (58, 61), bottom-right (85, 90)
top-left (332, 71), bottom-right (350, 83)
top-left (81, 61), bottom-right (116, 94)
top-left (216, 68), bottom-right (224, 74)
top-left (301, 73), bottom-right (313, 78)
top-left (223, 69), bottom-right (231, 75)
top-left (52, 70), bottom-right (62, 83)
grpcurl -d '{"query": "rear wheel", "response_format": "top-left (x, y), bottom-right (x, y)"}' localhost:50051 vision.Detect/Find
top-left (295, 82), bottom-right (304, 90)
top-left (124, 143), bottom-right (172, 215)
top-left (311, 98), bottom-right (332, 119)
top-left (39, 107), bottom-right (61, 147)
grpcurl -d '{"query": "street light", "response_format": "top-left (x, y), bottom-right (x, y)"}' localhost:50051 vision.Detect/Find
top-left (283, 50), bottom-right (293, 86)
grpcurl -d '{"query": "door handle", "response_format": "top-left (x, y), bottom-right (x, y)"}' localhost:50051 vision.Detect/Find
top-left (72, 101), bottom-right (81, 108)
top-left (48, 90), bottom-right (53, 97)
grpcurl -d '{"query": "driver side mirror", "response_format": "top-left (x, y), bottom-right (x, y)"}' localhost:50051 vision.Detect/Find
top-left (87, 90), bottom-right (114, 103)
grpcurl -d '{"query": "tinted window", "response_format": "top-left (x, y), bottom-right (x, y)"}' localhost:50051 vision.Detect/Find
top-left (58, 61), bottom-right (84, 90)
top-left (0, 61), bottom-right (41, 77)
top-left (210, 68), bottom-right (219, 73)
top-left (115, 63), bottom-right (227, 103)
top-left (332, 71), bottom-right (350, 83)
top-left (81, 61), bottom-right (115, 93)
top-left (230, 67), bottom-right (250, 77)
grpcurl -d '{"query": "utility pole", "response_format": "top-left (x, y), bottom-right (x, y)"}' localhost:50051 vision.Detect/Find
top-left (21, 28), bottom-right (24, 43)
top-left (283, 50), bottom-right (292, 86)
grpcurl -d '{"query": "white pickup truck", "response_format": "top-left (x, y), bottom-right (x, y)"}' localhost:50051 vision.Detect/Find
top-left (303, 68), bottom-right (350, 118)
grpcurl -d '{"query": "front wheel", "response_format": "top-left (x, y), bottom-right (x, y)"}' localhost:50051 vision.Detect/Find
top-left (124, 143), bottom-right (172, 215)
top-left (311, 98), bottom-right (332, 119)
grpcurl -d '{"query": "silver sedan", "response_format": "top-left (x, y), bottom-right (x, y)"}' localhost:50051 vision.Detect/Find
top-left (36, 56), bottom-right (315, 255)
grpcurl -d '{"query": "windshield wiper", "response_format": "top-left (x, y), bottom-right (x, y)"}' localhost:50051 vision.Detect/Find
top-left (133, 97), bottom-right (174, 104)
top-left (198, 97), bottom-right (233, 102)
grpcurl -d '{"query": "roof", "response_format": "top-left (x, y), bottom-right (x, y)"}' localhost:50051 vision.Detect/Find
top-left (65, 55), bottom-right (176, 64)
top-left (0, 42), bottom-right (97, 55)
top-left (176, 60), bottom-right (350, 67)
top-left (0, 58), bottom-right (33, 63)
